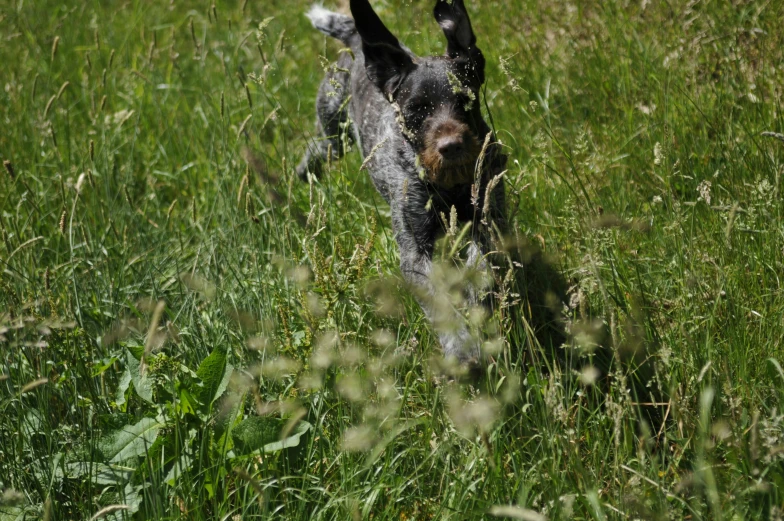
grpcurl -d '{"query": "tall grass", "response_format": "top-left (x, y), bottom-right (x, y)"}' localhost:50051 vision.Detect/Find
top-left (1, 0), bottom-right (783, 519)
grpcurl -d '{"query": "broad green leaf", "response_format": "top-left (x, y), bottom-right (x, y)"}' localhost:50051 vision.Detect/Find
top-left (127, 350), bottom-right (154, 403)
top-left (92, 356), bottom-right (118, 376)
top-left (115, 367), bottom-right (132, 407)
top-left (177, 387), bottom-right (198, 416)
top-left (123, 483), bottom-right (145, 515)
top-left (99, 417), bottom-right (163, 463)
top-left (232, 417), bottom-right (311, 455)
top-left (231, 416), bottom-right (283, 454)
top-left (0, 506), bottom-right (27, 521)
top-left (260, 419), bottom-right (311, 453)
top-left (163, 453), bottom-right (193, 486)
top-left (213, 363), bottom-right (234, 404)
top-left (21, 409), bottom-right (42, 439)
top-left (54, 462), bottom-right (133, 485)
top-left (125, 343), bottom-right (144, 360)
top-left (214, 390), bottom-right (245, 444)
top-left (195, 348), bottom-right (227, 406)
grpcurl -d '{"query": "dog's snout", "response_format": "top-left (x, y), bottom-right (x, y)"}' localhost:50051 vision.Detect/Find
top-left (437, 135), bottom-right (465, 159)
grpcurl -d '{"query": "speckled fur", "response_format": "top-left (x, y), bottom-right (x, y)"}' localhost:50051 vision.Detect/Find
top-left (299, 0), bottom-right (508, 366)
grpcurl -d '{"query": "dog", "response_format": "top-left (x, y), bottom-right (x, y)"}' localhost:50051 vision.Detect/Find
top-left (298, 0), bottom-right (517, 369)
top-left (296, 1), bottom-right (671, 431)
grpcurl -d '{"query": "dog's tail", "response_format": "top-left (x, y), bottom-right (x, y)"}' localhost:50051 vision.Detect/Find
top-left (306, 5), bottom-right (356, 44)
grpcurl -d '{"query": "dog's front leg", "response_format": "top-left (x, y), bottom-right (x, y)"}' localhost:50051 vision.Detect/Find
top-left (394, 212), bottom-right (482, 367)
top-left (399, 245), bottom-right (482, 366)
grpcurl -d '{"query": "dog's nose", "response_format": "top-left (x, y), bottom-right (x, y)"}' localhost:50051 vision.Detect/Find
top-left (437, 136), bottom-right (464, 159)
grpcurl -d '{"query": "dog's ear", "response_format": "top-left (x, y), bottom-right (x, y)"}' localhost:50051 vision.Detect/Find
top-left (362, 42), bottom-right (414, 97)
top-left (433, 0), bottom-right (485, 84)
top-left (351, 0), bottom-right (414, 97)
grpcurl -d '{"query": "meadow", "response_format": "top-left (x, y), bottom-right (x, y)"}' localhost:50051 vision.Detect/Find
top-left (1, 0), bottom-right (784, 519)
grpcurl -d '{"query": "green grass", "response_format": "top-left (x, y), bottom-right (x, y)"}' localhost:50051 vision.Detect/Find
top-left (1, 0), bottom-right (784, 519)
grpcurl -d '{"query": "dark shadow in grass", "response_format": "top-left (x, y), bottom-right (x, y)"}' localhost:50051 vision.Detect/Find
top-left (494, 236), bottom-right (668, 440)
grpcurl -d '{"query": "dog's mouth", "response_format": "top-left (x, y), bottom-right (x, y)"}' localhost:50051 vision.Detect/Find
top-left (421, 126), bottom-right (481, 189)
top-left (421, 154), bottom-right (477, 188)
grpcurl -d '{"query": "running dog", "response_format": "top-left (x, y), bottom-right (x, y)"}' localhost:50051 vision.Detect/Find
top-left (298, 0), bottom-right (509, 368)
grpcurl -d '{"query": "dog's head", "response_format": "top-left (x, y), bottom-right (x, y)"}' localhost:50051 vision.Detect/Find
top-left (351, 0), bottom-right (488, 188)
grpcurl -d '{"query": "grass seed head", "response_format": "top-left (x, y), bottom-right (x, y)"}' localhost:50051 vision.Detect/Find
top-left (298, 371), bottom-right (324, 390)
top-left (58, 209), bottom-right (67, 234)
top-left (447, 392), bottom-right (501, 436)
top-left (339, 345), bottom-right (366, 367)
top-left (255, 357), bottom-right (301, 380)
top-left (3, 160), bottom-right (14, 179)
top-left (0, 489), bottom-right (24, 507)
top-left (75, 172), bottom-right (86, 194)
top-left (245, 191), bottom-right (253, 218)
top-left (303, 291), bottom-right (325, 318)
top-left (341, 425), bottom-right (377, 452)
top-left (166, 198), bottom-right (178, 221)
top-left (190, 18), bottom-right (198, 49)
top-left (579, 365), bottom-right (601, 386)
top-left (371, 329), bottom-right (395, 349)
top-left (44, 95), bottom-right (56, 118)
top-left (180, 272), bottom-right (216, 300)
top-left (237, 173), bottom-right (248, 206)
top-left (237, 114), bottom-right (252, 138)
top-left (21, 377), bottom-right (49, 394)
top-left (488, 506), bottom-right (546, 521)
top-left (311, 345), bottom-right (335, 370)
top-left (56, 81), bottom-right (69, 100)
top-left (51, 36), bottom-right (60, 62)
top-left (336, 373), bottom-right (367, 402)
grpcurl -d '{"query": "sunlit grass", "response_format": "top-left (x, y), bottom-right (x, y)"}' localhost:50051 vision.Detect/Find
top-left (1, 0), bottom-right (783, 519)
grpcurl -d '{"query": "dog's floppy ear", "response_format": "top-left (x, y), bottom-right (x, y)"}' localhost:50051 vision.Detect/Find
top-left (433, 0), bottom-right (485, 84)
top-left (351, 0), bottom-right (414, 97)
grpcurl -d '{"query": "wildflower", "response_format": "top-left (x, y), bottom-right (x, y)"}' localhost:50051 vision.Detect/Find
top-left (697, 180), bottom-right (712, 205)
top-left (757, 179), bottom-right (773, 199)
